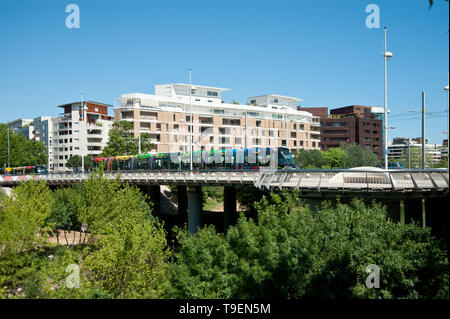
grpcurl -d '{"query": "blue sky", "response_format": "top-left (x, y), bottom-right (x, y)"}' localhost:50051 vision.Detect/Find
top-left (0, 0), bottom-right (448, 144)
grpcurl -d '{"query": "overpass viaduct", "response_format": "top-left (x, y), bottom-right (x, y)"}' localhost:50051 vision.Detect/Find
top-left (1, 169), bottom-right (448, 235)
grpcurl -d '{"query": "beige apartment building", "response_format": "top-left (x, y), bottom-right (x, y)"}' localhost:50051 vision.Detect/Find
top-left (114, 84), bottom-right (320, 154)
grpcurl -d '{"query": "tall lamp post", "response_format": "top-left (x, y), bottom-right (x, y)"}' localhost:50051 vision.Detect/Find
top-left (382, 26), bottom-right (393, 169)
top-left (7, 121), bottom-right (10, 168)
top-left (445, 72), bottom-right (449, 175)
top-left (189, 68), bottom-right (194, 171)
top-left (81, 93), bottom-right (88, 173)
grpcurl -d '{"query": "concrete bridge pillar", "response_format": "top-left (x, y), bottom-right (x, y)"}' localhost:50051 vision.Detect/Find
top-left (177, 185), bottom-right (188, 227)
top-left (188, 186), bottom-right (203, 233)
top-left (223, 186), bottom-right (237, 233)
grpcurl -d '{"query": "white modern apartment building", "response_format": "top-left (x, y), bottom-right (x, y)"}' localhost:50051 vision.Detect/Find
top-left (388, 137), bottom-right (444, 166)
top-left (32, 116), bottom-right (57, 169)
top-left (51, 101), bottom-right (113, 171)
top-left (114, 83), bottom-right (321, 154)
top-left (7, 118), bottom-right (34, 139)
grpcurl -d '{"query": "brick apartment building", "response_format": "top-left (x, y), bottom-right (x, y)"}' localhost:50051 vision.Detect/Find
top-left (299, 105), bottom-right (383, 159)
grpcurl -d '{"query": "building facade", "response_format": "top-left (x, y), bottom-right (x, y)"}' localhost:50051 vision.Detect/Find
top-left (51, 101), bottom-right (113, 171)
top-left (7, 118), bottom-right (34, 139)
top-left (298, 105), bottom-right (383, 159)
top-left (114, 84), bottom-right (321, 154)
top-left (388, 137), bottom-right (444, 166)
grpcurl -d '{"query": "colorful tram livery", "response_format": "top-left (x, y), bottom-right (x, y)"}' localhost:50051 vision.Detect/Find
top-left (1, 165), bottom-right (47, 175)
top-left (92, 147), bottom-right (296, 172)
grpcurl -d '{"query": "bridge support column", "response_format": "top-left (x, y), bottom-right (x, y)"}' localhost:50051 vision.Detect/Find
top-left (177, 185), bottom-right (188, 227)
top-left (400, 200), bottom-right (405, 225)
top-left (223, 186), bottom-right (237, 233)
top-left (188, 186), bottom-right (203, 233)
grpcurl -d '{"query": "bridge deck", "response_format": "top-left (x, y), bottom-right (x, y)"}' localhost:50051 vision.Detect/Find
top-left (0, 169), bottom-right (448, 195)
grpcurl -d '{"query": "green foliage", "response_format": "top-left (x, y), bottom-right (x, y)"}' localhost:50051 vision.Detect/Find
top-left (339, 143), bottom-right (380, 168)
top-left (47, 186), bottom-right (83, 245)
top-left (77, 169), bottom-right (154, 238)
top-left (294, 143), bottom-right (380, 169)
top-left (21, 170), bottom-right (169, 299)
top-left (293, 149), bottom-right (328, 169)
top-left (235, 185), bottom-right (269, 213)
top-left (167, 192), bottom-right (448, 299)
top-left (100, 120), bottom-right (154, 157)
top-left (0, 181), bottom-right (54, 256)
top-left (65, 155), bottom-right (92, 170)
top-left (81, 215), bottom-right (170, 298)
top-left (0, 124), bottom-right (48, 168)
top-left (322, 147), bottom-right (347, 168)
top-left (397, 146), bottom-right (436, 169)
top-left (202, 186), bottom-right (223, 210)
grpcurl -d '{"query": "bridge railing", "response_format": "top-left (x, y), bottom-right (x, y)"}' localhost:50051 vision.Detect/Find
top-left (0, 169), bottom-right (448, 193)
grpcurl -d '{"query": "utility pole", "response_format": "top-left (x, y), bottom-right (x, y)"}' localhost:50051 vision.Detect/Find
top-left (81, 93), bottom-right (85, 173)
top-left (244, 111), bottom-right (248, 149)
top-left (445, 72), bottom-right (449, 176)
top-left (7, 121), bottom-right (10, 168)
top-left (407, 138), bottom-right (411, 169)
top-left (422, 91), bottom-right (426, 169)
top-left (189, 68), bottom-right (193, 171)
top-left (138, 121), bottom-right (141, 155)
top-left (382, 26), bottom-right (393, 169)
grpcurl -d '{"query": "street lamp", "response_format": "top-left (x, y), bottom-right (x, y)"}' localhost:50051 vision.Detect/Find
top-left (6, 120), bottom-right (10, 168)
top-left (382, 26), bottom-right (393, 169)
top-left (445, 72), bottom-right (449, 174)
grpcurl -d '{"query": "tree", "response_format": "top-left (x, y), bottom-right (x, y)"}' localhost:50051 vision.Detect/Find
top-left (39, 169), bottom-right (170, 298)
top-left (293, 149), bottom-right (327, 169)
top-left (0, 180), bottom-right (54, 256)
top-left (0, 124), bottom-right (48, 168)
top-left (167, 191), bottom-right (448, 299)
top-left (322, 147), bottom-right (347, 168)
top-left (100, 121), bottom-right (154, 157)
top-left (47, 186), bottom-right (83, 245)
top-left (397, 146), bottom-right (434, 169)
top-left (65, 155), bottom-right (92, 170)
top-left (339, 143), bottom-right (380, 168)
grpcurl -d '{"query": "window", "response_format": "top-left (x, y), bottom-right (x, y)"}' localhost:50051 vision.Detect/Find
top-left (207, 91), bottom-right (218, 97)
top-left (273, 99), bottom-right (279, 103)
top-left (235, 137), bottom-right (242, 145)
top-left (250, 99), bottom-right (256, 105)
top-left (330, 137), bottom-right (348, 141)
top-left (213, 109), bottom-right (224, 115)
top-left (324, 130), bottom-right (347, 134)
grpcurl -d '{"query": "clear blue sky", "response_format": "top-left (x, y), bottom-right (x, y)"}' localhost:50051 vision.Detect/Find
top-left (0, 0), bottom-right (448, 144)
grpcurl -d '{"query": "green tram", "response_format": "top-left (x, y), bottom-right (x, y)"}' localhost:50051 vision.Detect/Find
top-left (92, 147), bottom-right (296, 172)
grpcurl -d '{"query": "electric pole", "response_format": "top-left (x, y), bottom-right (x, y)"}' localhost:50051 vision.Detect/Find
top-left (422, 91), bottom-right (426, 169)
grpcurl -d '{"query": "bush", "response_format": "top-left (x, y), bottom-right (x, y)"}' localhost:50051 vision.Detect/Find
top-left (167, 191), bottom-right (449, 299)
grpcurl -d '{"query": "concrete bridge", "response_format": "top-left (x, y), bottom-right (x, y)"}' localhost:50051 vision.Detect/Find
top-left (1, 169), bottom-right (448, 235)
